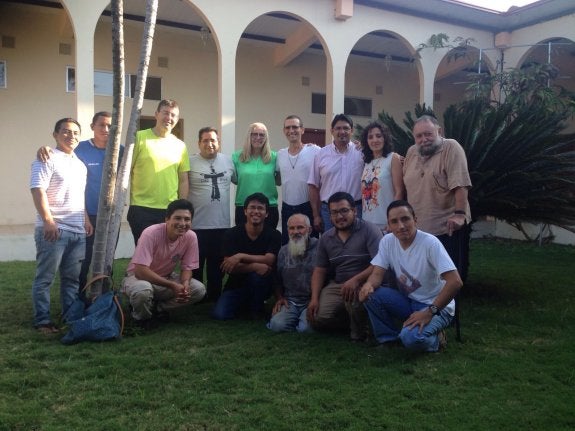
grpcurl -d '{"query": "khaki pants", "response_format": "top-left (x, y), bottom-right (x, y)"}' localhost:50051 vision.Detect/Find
top-left (122, 274), bottom-right (206, 321)
top-left (313, 280), bottom-right (369, 341)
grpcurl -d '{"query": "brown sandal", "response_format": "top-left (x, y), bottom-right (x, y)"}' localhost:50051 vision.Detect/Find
top-left (36, 323), bottom-right (60, 334)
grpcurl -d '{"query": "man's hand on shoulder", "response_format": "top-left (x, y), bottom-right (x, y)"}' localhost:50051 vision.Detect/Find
top-left (37, 146), bottom-right (53, 163)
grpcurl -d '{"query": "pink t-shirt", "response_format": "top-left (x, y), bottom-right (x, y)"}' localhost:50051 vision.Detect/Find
top-left (127, 223), bottom-right (199, 277)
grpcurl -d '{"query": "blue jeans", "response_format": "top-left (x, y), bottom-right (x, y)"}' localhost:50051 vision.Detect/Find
top-left (211, 272), bottom-right (273, 320)
top-left (32, 227), bottom-right (85, 326)
top-left (320, 200), bottom-right (362, 232)
top-left (364, 287), bottom-right (453, 352)
top-left (268, 299), bottom-right (311, 332)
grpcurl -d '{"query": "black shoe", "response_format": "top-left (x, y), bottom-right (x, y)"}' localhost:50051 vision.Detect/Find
top-left (154, 310), bottom-right (170, 323)
top-left (134, 318), bottom-right (159, 331)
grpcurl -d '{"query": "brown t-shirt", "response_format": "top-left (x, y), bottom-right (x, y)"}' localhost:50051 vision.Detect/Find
top-left (403, 138), bottom-right (471, 236)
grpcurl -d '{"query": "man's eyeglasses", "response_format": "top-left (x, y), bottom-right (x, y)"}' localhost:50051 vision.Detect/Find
top-left (246, 205), bottom-right (266, 212)
top-left (329, 207), bottom-right (353, 217)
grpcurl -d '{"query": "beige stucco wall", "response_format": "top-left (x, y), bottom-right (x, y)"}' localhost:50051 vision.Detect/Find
top-left (0, 0), bottom-right (574, 260)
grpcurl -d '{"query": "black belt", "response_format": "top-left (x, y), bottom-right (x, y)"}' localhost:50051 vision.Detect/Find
top-left (322, 200), bottom-right (361, 205)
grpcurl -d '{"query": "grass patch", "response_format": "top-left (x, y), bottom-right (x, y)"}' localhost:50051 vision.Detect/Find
top-left (1, 239), bottom-right (574, 430)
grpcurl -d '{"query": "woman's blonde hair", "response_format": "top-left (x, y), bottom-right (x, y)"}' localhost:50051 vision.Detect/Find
top-left (239, 122), bottom-right (271, 163)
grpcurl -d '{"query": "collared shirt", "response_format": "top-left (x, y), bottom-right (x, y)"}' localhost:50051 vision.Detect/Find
top-left (307, 141), bottom-right (364, 202)
top-left (30, 148), bottom-right (86, 234)
top-left (315, 218), bottom-right (382, 283)
top-left (403, 139), bottom-right (472, 236)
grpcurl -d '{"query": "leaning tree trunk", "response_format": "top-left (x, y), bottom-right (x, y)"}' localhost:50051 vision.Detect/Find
top-left (89, 0), bottom-right (125, 296)
top-left (89, 0), bottom-right (158, 296)
top-left (103, 0), bottom-right (158, 276)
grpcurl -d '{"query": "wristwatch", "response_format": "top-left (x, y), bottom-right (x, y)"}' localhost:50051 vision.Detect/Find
top-left (429, 304), bottom-right (440, 315)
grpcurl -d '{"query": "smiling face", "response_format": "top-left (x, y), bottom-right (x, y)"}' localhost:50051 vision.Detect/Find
top-left (198, 130), bottom-right (220, 159)
top-left (154, 105), bottom-right (179, 135)
top-left (329, 199), bottom-right (356, 231)
top-left (387, 205), bottom-right (417, 247)
top-left (244, 199), bottom-right (268, 226)
top-left (367, 126), bottom-right (385, 157)
top-left (250, 126), bottom-right (267, 153)
top-left (165, 209), bottom-right (192, 241)
top-left (283, 118), bottom-right (304, 145)
top-left (53, 121), bottom-right (81, 154)
top-left (331, 120), bottom-right (353, 148)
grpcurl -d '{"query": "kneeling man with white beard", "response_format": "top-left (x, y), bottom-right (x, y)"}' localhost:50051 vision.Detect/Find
top-left (268, 213), bottom-right (318, 332)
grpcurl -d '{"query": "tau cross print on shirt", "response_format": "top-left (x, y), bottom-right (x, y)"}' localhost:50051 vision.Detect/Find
top-left (202, 165), bottom-right (224, 201)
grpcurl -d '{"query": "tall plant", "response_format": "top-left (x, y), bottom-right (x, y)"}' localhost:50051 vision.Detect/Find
top-left (376, 73), bottom-right (575, 239)
top-left (89, 0), bottom-right (158, 295)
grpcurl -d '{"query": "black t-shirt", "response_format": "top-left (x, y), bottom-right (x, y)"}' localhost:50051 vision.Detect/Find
top-left (221, 224), bottom-right (282, 289)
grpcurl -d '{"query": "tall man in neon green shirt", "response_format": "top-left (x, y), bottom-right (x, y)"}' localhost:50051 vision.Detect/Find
top-left (128, 99), bottom-right (190, 244)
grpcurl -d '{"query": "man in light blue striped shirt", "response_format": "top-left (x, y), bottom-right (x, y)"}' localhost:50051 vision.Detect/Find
top-left (30, 118), bottom-right (89, 334)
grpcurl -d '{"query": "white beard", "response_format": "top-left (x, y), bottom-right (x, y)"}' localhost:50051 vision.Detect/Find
top-left (288, 233), bottom-right (309, 259)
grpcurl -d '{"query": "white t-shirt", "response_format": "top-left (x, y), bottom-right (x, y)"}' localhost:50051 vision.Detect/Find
top-left (188, 153), bottom-right (236, 229)
top-left (371, 229), bottom-right (457, 315)
top-left (277, 144), bottom-right (320, 205)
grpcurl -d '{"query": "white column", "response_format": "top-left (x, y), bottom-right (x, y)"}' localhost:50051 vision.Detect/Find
top-left (61, 0), bottom-right (109, 131)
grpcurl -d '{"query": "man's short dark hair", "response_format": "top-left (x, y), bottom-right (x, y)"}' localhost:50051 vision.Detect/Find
top-left (387, 200), bottom-right (415, 219)
top-left (328, 191), bottom-right (355, 207)
top-left (156, 99), bottom-right (179, 112)
top-left (166, 199), bottom-right (194, 219)
top-left (331, 113), bottom-right (353, 130)
top-left (92, 111), bottom-right (112, 125)
top-left (198, 126), bottom-right (218, 141)
top-left (54, 118), bottom-right (81, 134)
top-left (284, 115), bottom-right (303, 127)
top-left (244, 192), bottom-right (269, 211)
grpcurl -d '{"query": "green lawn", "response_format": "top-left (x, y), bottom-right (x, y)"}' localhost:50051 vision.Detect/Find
top-left (1, 239), bottom-right (574, 431)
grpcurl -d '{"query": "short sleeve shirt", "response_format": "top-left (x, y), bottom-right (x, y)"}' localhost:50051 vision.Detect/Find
top-left (222, 224), bottom-right (282, 289)
top-left (315, 219), bottom-right (382, 283)
top-left (403, 139), bottom-right (471, 235)
top-left (127, 223), bottom-right (199, 277)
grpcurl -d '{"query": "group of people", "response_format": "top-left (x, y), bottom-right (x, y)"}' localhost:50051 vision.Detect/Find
top-left (30, 99), bottom-right (471, 353)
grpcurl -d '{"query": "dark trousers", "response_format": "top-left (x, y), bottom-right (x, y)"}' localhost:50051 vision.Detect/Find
top-left (437, 224), bottom-right (470, 283)
top-left (280, 201), bottom-right (318, 245)
top-left (193, 229), bottom-right (227, 302)
top-left (127, 205), bottom-right (167, 245)
top-left (235, 205), bottom-right (279, 230)
top-left (211, 272), bottom-right (273, 320)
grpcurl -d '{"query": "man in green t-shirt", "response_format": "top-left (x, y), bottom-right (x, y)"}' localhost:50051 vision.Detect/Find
top-left (127, 99), bottom-right (191, 244)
